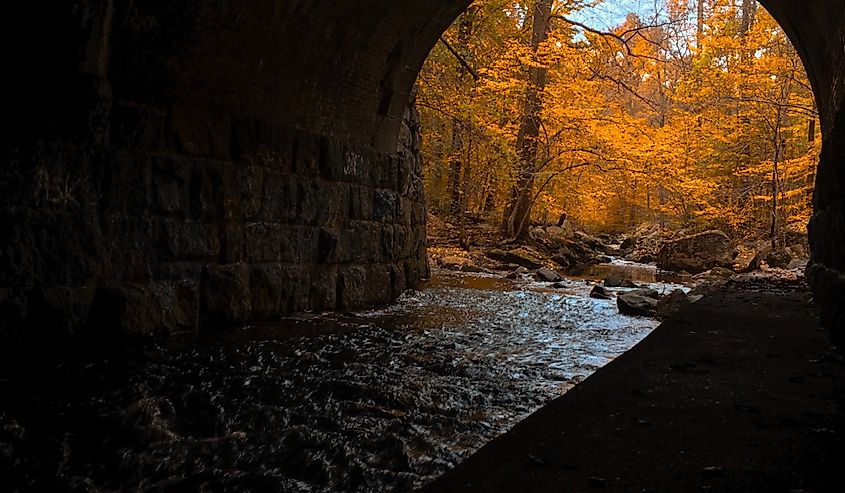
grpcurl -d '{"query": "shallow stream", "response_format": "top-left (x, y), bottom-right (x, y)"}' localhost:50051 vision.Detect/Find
top-left (0, 268), bottom-right (679, 492)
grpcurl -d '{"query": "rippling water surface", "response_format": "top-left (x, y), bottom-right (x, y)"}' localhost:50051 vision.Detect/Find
top-left (0, 271), bottom-right (663, 492)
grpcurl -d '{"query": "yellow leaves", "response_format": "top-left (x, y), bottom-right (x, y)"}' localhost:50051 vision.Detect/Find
top-left (418, 0), bottom-right (816, 237)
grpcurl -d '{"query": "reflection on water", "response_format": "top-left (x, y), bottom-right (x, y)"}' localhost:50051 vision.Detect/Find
top-left (583, 262), bottom-right (658, 283)
top-left (581, 258), bottom-right (690, 284)
top-left (0, 271), bottom-right (658, 492)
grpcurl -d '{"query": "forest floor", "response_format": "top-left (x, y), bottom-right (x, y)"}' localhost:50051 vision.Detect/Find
top-left (421, 275), bottom-right (845, 492)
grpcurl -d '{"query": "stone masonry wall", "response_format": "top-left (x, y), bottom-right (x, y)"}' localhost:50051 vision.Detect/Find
top-left (0, 97), bottom-right (428, 337)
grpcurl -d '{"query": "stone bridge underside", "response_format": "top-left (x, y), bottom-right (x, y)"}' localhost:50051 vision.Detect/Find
top-left (1, 1), bottom-right (844, 338)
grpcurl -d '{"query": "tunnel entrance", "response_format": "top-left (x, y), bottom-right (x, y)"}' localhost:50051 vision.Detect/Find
top-left (418, 0), bottom-right (817, 292)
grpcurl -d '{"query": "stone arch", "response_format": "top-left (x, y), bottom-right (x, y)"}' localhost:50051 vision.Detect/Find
top-left (1, 0), bottom-right (843, 337)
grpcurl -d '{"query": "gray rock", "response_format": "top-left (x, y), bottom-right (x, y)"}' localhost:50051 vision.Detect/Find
top-left (604, 275), bottom-right (638, 288)
top-left (590, 285), bottom-right (613, 300)
top-left (604, 275), bottom-right (623, 287)
top-left (438, 256), bottom-right (471, 271)
top-left (657, 230), bottom-right (733, 274)
top-left (787, 259), bottom-right (809, 270)
top-left (765, 248), bottom-right (794, 269)
top-left (636, 253), bottom-right (656, 264)
top-left (657, 289), bottom-right (690, 318)
top-left (709, 267), bottom-right (735, 278)
top-left (485, 247), bottom-right (545, 269)
top-left (536, 268), bottom-right (563, 282)
top-left (628, 288), bottom-right (660, 300)
top-left (617, 293), bottom-right (658, 317)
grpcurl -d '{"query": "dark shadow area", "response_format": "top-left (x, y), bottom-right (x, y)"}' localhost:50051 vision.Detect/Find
top-left (424, 276), bottom-right (845, 492)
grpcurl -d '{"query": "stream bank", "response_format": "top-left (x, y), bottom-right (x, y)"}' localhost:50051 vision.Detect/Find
top-left (423, 276), bottom-right (845, 492)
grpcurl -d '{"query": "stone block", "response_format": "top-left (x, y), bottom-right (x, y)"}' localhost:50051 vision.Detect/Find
top-left (220, 223), bottom-right (244, 263)
top-left (278, 265), bottom-right (311, 313)
top-left (373, 189), bottom-right (397, 222)
top-left (310, 265), bottom-right (338, 310)
top-left (201, 264), bottom-right (251, 329)
top-left (153, 171), bottom-right (187, 216)
top-left (300, 180), bottom-right (348, 226)
top-left (392, 225), bottom-right (409, 260)
top-left (318, 228), bottom-right (340, 264)
top-left (381, 225), bottom-right (396, 260)
top-left (159, 219), bottom-right (219, 260)
top-left (235, 166), bottom-right (265, 221)
top-left (397, 154), bottom-right (414, 192)
top-left (343, 150), bottom-right (366, 180)
top-left (319, 136), bottom-right (344, 180)
top-left (337, 266), bottom-right (366, 309)
top-left (262, 171), bottom-right (297, 222)
top-left (397, 196), bottom-right (413, 224)
top-left (279, 226), bottom-right (319, 264)
top-left (189, 164), bottom-right (222, 220)
top-left (243, 223), bottom-right (284, 263)
top-left (389, 264), bottom-right (406, 298)
top-left (411, 202), bottom-right (427, 225)
top-left (86, 281), bottom-right (198, 336)
top-left (295, 178), bottom-right (318, 224)
top-left (349, 185), bottom-right (374, 220)
top-left (349, 222), bottom-right (382, 263)
top-left (404, 256), bottom-right (428, 285)
top-left (249, 264), bottom-right (284, 320)
top-left (367, 153), bottom-right (387, 188)
top-left (364, 265), bottom-right (392, 305)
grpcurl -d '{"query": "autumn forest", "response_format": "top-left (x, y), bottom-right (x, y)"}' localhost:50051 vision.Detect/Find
top-left (419, 0), bottom-right (817, 247)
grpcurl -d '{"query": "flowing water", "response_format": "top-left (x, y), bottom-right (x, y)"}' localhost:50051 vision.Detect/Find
top-left (0, 268), bottom-right (679, 492)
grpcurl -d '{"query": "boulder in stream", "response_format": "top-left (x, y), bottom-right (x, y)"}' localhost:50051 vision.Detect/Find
top-left (628, 288), bottom-right (660, 300)
top-left (536, 268), bottom-right (563, 282)
top-left (656, 289), bottom-right (690, 319)
top-left (617, 293), bottom-right (658, 317)
top-left (604, 275), bottom-right (637, 288)
top-left (485, 247), bottom-right (545, 270)
top-left (657, 231), bottom-right (733, 274)
top-left (765, 248), bottom-right (794, 269)
top-left (590, 285), bottom-right (613, 300)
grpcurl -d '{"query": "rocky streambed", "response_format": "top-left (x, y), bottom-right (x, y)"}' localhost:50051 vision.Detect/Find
top-left (0, 267), bottom-right (679, 492)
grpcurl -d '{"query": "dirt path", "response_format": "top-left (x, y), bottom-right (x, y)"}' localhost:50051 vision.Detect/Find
top-left (422, 278), bottom-right (845, 492)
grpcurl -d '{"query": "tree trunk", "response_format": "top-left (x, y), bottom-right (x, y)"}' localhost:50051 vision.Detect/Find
top-left (447, 127), bottom-right (464, 216)
top-left (771, 135), bottom-right (781, 250)
top-left (446, 8), bottom-right (476, 218)
top-left (696, 0), bottom-right (705, 45)
top-left (502, 0), bottom-right (552, 239)
top-left (740, 0), bottom-right (756, 36)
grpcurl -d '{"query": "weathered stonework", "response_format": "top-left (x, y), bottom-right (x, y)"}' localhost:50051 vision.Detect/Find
top-left (1, 62), bottom-right (428, 336)
top-left (1, 0), bottom-right (843, 338)
top-left (0, 114), bottom-right (428, 335)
